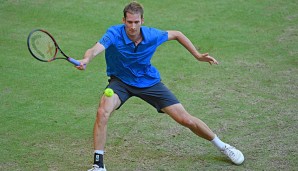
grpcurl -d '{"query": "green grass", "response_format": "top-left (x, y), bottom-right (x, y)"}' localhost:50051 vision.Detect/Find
top-left (1, 0), bottom-right (297, 170)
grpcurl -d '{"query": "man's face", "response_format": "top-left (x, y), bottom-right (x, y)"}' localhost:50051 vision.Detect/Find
top-left (123, 12), bottom-right (144, 37)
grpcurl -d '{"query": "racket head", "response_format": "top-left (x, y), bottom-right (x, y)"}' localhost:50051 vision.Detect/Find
top-left (27, 29), bottom-right (58, 62)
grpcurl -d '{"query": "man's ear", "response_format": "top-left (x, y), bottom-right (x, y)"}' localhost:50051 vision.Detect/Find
top-left (141, 18), bottom-right (144, 24)
top-left (122, 17), bottom-right (125, 23)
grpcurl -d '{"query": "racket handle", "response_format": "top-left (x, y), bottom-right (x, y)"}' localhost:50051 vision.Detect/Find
top-left (68, 57), bottom-right (81, 66)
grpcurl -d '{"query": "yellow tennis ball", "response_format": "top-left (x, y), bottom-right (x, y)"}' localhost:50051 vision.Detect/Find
top-left (104, 88), bottom-right (114, 97)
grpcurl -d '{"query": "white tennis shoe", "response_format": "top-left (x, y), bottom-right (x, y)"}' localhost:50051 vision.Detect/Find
top-left (87, 165), bottom-right (106, 171)
top-left (221, 144), bottom-right (245, 165)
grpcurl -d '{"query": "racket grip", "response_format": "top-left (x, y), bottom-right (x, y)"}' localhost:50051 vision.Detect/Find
top-left (68, 57), bottom-right (81, 66)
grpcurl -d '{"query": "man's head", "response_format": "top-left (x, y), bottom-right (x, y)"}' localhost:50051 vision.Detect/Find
top-left (123, 1), bottom-right (144, 19)
top-left (122, 1), bottom-right (144, 38)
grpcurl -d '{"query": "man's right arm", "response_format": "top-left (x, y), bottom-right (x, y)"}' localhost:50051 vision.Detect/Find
top-left (76, 42), bottom-right (105, 70)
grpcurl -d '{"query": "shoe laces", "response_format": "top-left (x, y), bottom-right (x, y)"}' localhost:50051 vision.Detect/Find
top-left (89, 164), bottom-right (106, 171)
top-left (222, 145), bottom-right (237, 159)
top-left (89, 165), bottom-right (100, 171)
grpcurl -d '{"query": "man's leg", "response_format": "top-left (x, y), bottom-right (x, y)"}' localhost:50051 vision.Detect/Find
top-left (91, 94), bottom-right (121, 170)
top-left (94, 94), bottom-right (121, 150)
top-left (162, 103), bottom-right (244, 165)
top-left (161, 103), bottom-right (215, 141)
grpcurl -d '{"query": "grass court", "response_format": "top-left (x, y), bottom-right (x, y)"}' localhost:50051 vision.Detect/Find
top-left (1, 0), bottom-right (297, 170)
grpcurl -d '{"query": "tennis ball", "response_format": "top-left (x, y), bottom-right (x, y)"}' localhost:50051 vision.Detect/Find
top-left (104, 88), bottom-right (114, 97)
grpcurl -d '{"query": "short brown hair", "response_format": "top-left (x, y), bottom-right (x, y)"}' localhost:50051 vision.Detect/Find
top-left (123, 1), bottom-right (144, 18)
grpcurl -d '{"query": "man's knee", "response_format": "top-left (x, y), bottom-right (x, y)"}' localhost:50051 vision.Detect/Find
top-left (178, 116), bottom-right (196, 128)
top-left (96, 107), bottom-right (110, 125)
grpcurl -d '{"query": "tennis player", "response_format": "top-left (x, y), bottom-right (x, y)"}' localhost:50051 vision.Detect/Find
top-left (78, 2), bottom-right (244, 171)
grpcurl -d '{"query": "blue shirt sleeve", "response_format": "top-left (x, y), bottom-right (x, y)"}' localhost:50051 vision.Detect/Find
top-left (99, 33), bottom-right (113, 49)
top-left (143, 27), bottom-right (168, 46)
top-left (156, 29), bottom-right (168, 46)
top-left (99, 26), bottom-right (119, 48)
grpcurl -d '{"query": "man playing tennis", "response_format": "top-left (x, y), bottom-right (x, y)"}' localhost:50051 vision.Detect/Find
top-left (78, 2), bottom-right (244, 171)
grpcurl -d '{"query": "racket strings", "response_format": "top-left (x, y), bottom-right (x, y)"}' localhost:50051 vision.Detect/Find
top-left (29, 31), bottom-right (56, 61)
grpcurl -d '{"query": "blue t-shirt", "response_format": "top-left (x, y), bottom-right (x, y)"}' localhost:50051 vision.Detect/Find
top-left (99, 24), bottom-right (168, 88)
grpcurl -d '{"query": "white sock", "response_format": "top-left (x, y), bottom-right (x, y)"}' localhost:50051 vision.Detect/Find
top-left (211, 135), bottom-right (226, 150)
top-left (94, 150), bottom-right (104, 155)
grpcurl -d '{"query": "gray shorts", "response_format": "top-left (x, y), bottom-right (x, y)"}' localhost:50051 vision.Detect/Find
top-left (105, 76), bottom-right (180, 113)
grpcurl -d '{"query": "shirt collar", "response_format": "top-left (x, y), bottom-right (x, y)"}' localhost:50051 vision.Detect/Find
top-left (122, 25), bottom-right (145, 45)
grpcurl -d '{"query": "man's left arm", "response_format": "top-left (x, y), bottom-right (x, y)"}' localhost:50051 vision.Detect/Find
top-left (167, 30), bottom-right (218, 65)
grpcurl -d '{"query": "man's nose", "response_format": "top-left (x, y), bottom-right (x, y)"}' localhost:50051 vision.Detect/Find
top-left (132, 23), bottom-right (136, 29)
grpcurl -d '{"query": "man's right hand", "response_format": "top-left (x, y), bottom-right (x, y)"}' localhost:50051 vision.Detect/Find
top-left (75, 60), bottom-right (87, 70)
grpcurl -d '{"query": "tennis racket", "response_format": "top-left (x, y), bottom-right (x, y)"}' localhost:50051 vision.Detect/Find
top-left (27, 29), bottom-right (83, 67)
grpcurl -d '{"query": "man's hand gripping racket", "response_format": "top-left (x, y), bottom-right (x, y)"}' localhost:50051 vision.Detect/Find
top-left (27, 29), bottom-right (86, 69)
